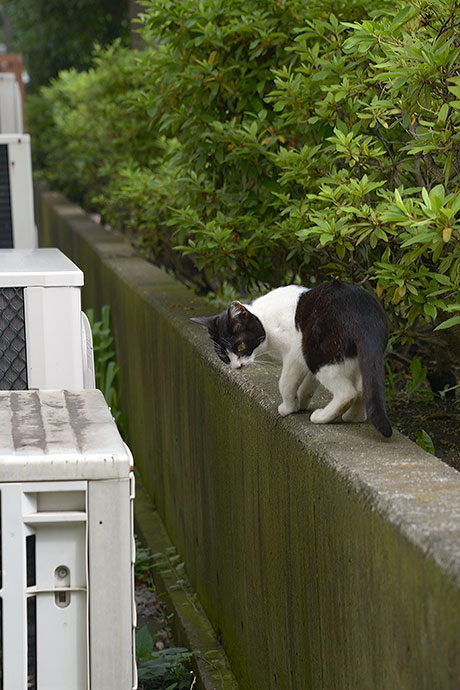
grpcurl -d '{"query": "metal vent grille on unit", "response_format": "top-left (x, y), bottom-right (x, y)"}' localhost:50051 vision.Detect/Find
top-left (0, 145), bottom-right (13, 248)
top-left (0, 287), bottom-right (28, 389)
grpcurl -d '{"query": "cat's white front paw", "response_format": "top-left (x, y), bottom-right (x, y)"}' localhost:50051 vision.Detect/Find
top-left (278, 401), bottom-right (296, 416)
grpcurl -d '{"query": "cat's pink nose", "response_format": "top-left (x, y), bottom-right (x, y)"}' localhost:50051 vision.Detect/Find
top-left (236, 363), bottom-right (244, 369)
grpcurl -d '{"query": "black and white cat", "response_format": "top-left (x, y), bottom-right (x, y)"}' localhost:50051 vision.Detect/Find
top-left (192, 281), bottom-right (392, 437)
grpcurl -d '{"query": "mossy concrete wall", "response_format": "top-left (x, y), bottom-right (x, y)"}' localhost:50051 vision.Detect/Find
top-left (35, 186), bottom-right (460, 690)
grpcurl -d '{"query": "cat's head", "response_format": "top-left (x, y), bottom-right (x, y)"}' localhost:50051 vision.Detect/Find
top-left (191, 301), bottom-right (265, 369)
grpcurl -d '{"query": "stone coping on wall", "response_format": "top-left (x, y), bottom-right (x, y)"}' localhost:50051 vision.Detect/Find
top-left (35, 184), bottom-right (460, 690)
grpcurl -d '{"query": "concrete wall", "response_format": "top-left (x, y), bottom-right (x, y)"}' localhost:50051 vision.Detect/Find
top-left (35, 186), bottom-right (460, 690)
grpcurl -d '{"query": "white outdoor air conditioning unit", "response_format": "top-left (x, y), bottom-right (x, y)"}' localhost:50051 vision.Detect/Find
top-left (0, 248), bottom-right (95, 390)
top-left (0, 72), bottom-right (24, 134)
top-left (0, 388), bottom-right (137, 690)
top-left (0, 133), bottom-right (36, 249)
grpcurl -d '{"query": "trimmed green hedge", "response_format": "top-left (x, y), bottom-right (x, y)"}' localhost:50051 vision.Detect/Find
top-left (30, 0), bottom-right (460, 356)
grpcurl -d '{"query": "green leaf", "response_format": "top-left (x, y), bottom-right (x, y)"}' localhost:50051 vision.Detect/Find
top-left (136, 626), bottom-right (153, 662)
top-left (319, 233), bottom-right (333, 246)
top-left (438, 103), bottom-right (449, 125)
top-left (433, 273), bottom-right (451, 286)
top-left (407, 355), bottom-right (427, 397)
top-left (401, 232), bottom-right (435, 248)
top-left (421, 188), bottom-right (430, 208)
top-left (423, 303), bottom-right (437, 320)
top-left (434, 315), bottom-right (460, 331)
top-left (416, 430), bottom-right (435, 455)
top-left (391, 4), bottom-right (417, 28)
top-left (445, 303), bottom-right (460, 313)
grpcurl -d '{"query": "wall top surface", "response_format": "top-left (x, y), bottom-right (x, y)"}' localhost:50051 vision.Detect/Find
top-left (0, 389), bottom-right (131, 480)
top-left (0, 248), bottom-right (83, 287)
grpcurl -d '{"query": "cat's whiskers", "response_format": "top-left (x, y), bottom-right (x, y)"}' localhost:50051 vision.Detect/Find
top-left (253, 350), bottom-right (277, 366)
top-left (255, 349), bottom-right (277, 359)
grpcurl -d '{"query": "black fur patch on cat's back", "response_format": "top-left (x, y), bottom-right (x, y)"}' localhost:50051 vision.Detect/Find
top-left (295, 281), bottom-right (388, 373)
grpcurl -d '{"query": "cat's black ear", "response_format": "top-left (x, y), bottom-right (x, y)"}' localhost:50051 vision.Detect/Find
top-left (228, 301), bottom-right (250, 332)
top-left (228, 301), bottom-right (248, 320)
top-left (190, 315), bottom-right (218, 333)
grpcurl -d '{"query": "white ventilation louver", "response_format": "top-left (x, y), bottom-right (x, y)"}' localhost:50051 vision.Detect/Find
top-left (0, 248), bottom-right (95, 390)
top-left (0, 388), bottom-right (137, 689)
top-left (0, 134), bottom-right (36, 249)
top-left (0, 72), bottom-right (24, 134)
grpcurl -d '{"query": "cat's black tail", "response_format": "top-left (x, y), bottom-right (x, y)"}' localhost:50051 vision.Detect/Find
top-left (357, 340), bottom-right (392, 438)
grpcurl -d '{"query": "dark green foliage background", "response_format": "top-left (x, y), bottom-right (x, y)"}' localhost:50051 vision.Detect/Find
top-left (2, 0), bottom-right (129, 89)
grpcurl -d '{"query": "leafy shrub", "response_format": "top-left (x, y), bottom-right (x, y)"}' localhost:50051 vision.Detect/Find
top-left (86, 305), bottom-right (127, 438)
top-left (136, 626), bottom-right (193, 690)
top-left (28, 42), bottom-right (201, 288)
top-left (269, 2), bottom-right (460, 329)
top-left (31, 0), bottom-right (460, 384)
top-left (28, 42), bottom-right (164, 208)
top-left (135, 0), bottom-right (459, 342)
top-left (267, 0), bottom-right (460, 384)
top-left (135, 0), bottom-right (381, 293)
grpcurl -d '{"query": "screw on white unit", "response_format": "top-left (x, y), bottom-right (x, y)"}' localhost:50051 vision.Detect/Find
top-left (55, 565), bottom-right (71, 608)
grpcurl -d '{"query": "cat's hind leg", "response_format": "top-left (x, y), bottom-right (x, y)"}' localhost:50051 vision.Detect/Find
top-left (296, 370), bottom-right (319, 410)
top-left (342, 368), bottom-right (366, 422)
top-left (342, 395), bottom-right (367, 423)
top-left (309, 363), bottom-right (357, 425)
top-left (278, 354), bottom-right (308, 416)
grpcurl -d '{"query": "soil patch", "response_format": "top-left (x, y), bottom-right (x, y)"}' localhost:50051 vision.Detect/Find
top-left (388, 395), bottom-right (460, 471)
top-left (136, 583), bottom-right (175, 650)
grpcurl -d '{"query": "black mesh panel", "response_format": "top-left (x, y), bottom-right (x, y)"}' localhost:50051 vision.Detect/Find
top-left (0, 146), bottom-right (13, 249)
top-left (0, 287), bottom-right (28, 389)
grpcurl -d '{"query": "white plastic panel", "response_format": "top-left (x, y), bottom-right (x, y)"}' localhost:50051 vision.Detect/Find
top-left (0, 396), bottom-right (136, 690)
top-left (0, 390), bottom-right (131, 481)
top-left (7, 135), bottom-right (35, 247)
top-left (81, 312), bottom-right (96, 389)
top-left (129, 471), bottom-right (138, 690)
top-left (1, 484), bottom-right (28, 689)
top-left (0, 481), bottom-right (89, 690)
top-left (0, 248), bottom-right (83, 287)
top-left (34, 528), bottom-right (87, 689)
top-left (88, 478), bottom-right (136, 690)
top-left (0, 248), bottom-right (94, 393)
top-left (13, 80), bottom-right (24, 133)
top-left (23, 485), bottom-right (88, 690)
top-left (24, 286), bottom-right (85, 389)
top-left (0, 73), bottom-right (23, 133)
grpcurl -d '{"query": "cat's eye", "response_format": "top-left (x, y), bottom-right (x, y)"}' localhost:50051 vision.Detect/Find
top-left (237, 343), bottom-right (246, 353)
